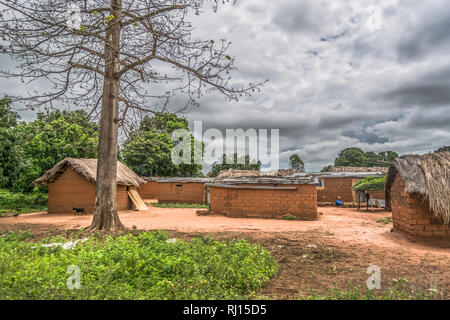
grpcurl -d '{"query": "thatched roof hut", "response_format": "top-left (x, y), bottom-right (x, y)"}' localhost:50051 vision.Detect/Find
top-left (386, 152), bottom-right (450, 225)
top-left (35, 158), bottom-right (145, 187)
top-left (328, 166), bottom-right (389, 174)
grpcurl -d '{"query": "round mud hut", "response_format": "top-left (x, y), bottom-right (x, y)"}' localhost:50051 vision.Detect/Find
top-left (385, 152), bottom-right (450, 239)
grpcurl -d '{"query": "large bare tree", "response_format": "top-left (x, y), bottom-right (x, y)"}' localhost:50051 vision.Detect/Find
top-left (0, 0), bottom-right (263, 230)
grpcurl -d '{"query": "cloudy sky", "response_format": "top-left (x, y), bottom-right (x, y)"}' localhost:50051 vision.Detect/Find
top-left (2, 0), bottom-right (450, 171)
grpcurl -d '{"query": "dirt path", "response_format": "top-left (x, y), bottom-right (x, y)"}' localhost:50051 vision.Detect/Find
top-left (0, 207), bottom-right (448, 298)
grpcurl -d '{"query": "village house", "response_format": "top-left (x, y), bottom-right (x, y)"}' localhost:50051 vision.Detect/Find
top-left (156, 177), bottom-right (214, 204)
top-left (34, 158), bottom-right (146, 214)
top-left (385, 152), bottom-right (450, 239)
top-left (314, 171), bottom-right (386, 205)
top-left (206, 176), bottom-right (318, 220)
top-left (138, 177), bottom-right (158, 199)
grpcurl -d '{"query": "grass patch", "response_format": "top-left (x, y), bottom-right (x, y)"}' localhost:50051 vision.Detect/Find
top-left (376, 217), bottom-right (392, 225)
top-left (302, 279), bottom-right (442, 300)
top-left (0, 190), bottom-right (47, 215)
top-left (283, 215), bottom-right (297, 221)
top-left (150, 202), bottom-right (209, 209)
top-left (0, 230), bottom-right (277, 300)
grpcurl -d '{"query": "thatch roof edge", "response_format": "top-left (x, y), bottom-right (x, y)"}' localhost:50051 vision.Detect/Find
top-left (34, 158), bottom-right (145, 187)
top-left (386, 152), bottom-right (450, 224)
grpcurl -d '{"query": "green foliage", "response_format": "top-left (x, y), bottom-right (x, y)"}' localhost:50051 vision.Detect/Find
top-left (150, 203), bottom-right (209, 209)
top-left (333, 148), bottom-right (398, 167)
top-left (352, 176), bottom-right (386, 192)
top-left (435, 146), bottom-right (450, 153)
top-left (0, 190), bottom-right (47, 214)
top-left (208, 153), bottom-right (261, 177)
top-left (289, 154), bottom-right (305, 171)
top-left (7, 109), bottom-right (98, 192)
top-left (376, 217), bottom-right (392, 225)
top-left (283, 215), bottom-right (297, 221)
top-left (320, 165), bottom-right (332, 172)
top-left (0, 97), bottom-right (19, 189)
top-left (334, 147), bottom-right (368, 167)
top-left (0, 231), bottom-right (277, 300)
top-left (377, 151), bottom-right (398, 163)
top-left (121, 113), bottom-right (203, 177)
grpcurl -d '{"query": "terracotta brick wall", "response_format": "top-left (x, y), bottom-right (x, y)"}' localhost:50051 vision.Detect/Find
top-left (391, 174), bottom-right (450, 239)
top-left (157, 182), bottom-right (206, 203)
top-left (372, 190), bottom-right (386, 200)
top-left (317, 177), bottom-right (356, 202)
top-left (208, 184), bottom-right (317, 220)
top-left (138, 181), bottom-right (158, 199)
top-left (117, 185), bottom-right (134, 211)
top-left (317, 177), bottom-right (385, 203)
top-left (48, 168), bottom-right (132, 214)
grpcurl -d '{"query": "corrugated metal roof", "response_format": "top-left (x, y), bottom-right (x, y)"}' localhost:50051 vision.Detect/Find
top-left (212, 175), bottom-right (318, 185)
top-left (153, 177), bottom-right (214, 183)
top-left (288, 172), bottom-right (385, 179)
top-left (328, 166), bottom-right (389, 174)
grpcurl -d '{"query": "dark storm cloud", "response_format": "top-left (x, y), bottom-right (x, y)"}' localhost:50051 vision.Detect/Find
top-left (396, 6), bottom-right (450, 62)
top-left (383, 84), bottom-right (450, 107)
top-left (2, 0), bottom-right (450, 171)
top-left (380, 64), bottom-right (450, 107)
top-left (342, 130), bottom-right (389, 144)
top-left (271, 1), bottom-right (324, 34)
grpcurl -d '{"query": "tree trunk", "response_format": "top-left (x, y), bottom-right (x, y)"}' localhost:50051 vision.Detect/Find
top-left (88, 0), bottom-right (124, 231)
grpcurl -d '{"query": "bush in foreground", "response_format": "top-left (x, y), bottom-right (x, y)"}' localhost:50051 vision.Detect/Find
top-left (0, 190), bottom-right (47, 214)
top-left (0, 231), bottom-right (277, 300)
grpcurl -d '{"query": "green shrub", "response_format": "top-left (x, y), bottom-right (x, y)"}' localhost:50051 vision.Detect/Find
top-left (0, 230), bottom-right (277, 300)
top-left (0, 191), bottom-right (47, 214)
top-left (352, 176), bottom-right (386, 192)
top-left (150, 203), bottom-right (209, 209)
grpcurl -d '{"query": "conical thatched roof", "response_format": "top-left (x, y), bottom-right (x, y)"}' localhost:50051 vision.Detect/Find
top-left (34, 158), bottom-right (145, 187)
top-left (386, 152), bottom-right (450, 224)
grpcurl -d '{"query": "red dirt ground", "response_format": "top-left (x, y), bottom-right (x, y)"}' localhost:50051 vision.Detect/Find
top-left (0, 206), bottom-right (448, 299)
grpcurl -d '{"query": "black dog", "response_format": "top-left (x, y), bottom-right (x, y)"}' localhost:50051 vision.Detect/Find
top-left (72, 208), bottom-right (86, 215)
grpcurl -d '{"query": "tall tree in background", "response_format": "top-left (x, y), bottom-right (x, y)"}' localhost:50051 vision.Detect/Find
top-left (1, 1), bottom-right (263, 230)
top-left (208, 153), bottom-right (261, 177)
top-left (378, 151), bottom-right (398, 163)
top-left (10, 110), bottom-right (99, 192)
top-left (334, 147), bottom-right (367, 167)
top-left (121, 113), bottom-right (203, 177)
top-left (364, 151), bottom-right (380, 167)
top-left (435, 146), bottom-right (450, 153)
top-left (289, 154), bottom-right (305, 172)
top-left (0, 97), bottom-right (19, 189)
top-left (333, 148), bottom-right (398, 167)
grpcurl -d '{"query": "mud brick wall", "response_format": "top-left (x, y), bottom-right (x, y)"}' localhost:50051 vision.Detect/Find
top-left (208, 184), bottom-right (317, 220)
top-left (138, 181), bottom-right (158, 199)
top-left (157, 182), bottom-right (206, 204)
top-left (317, 177), bottom-right (357, 202)
top-left (48, 168), bottom-right (133, 214)
top-left (317, 177), bottom-right (385, 203)
top-left (372, 190), bottom-right (386, 200)
top-left (391, 174), bottom-right (450, 239)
